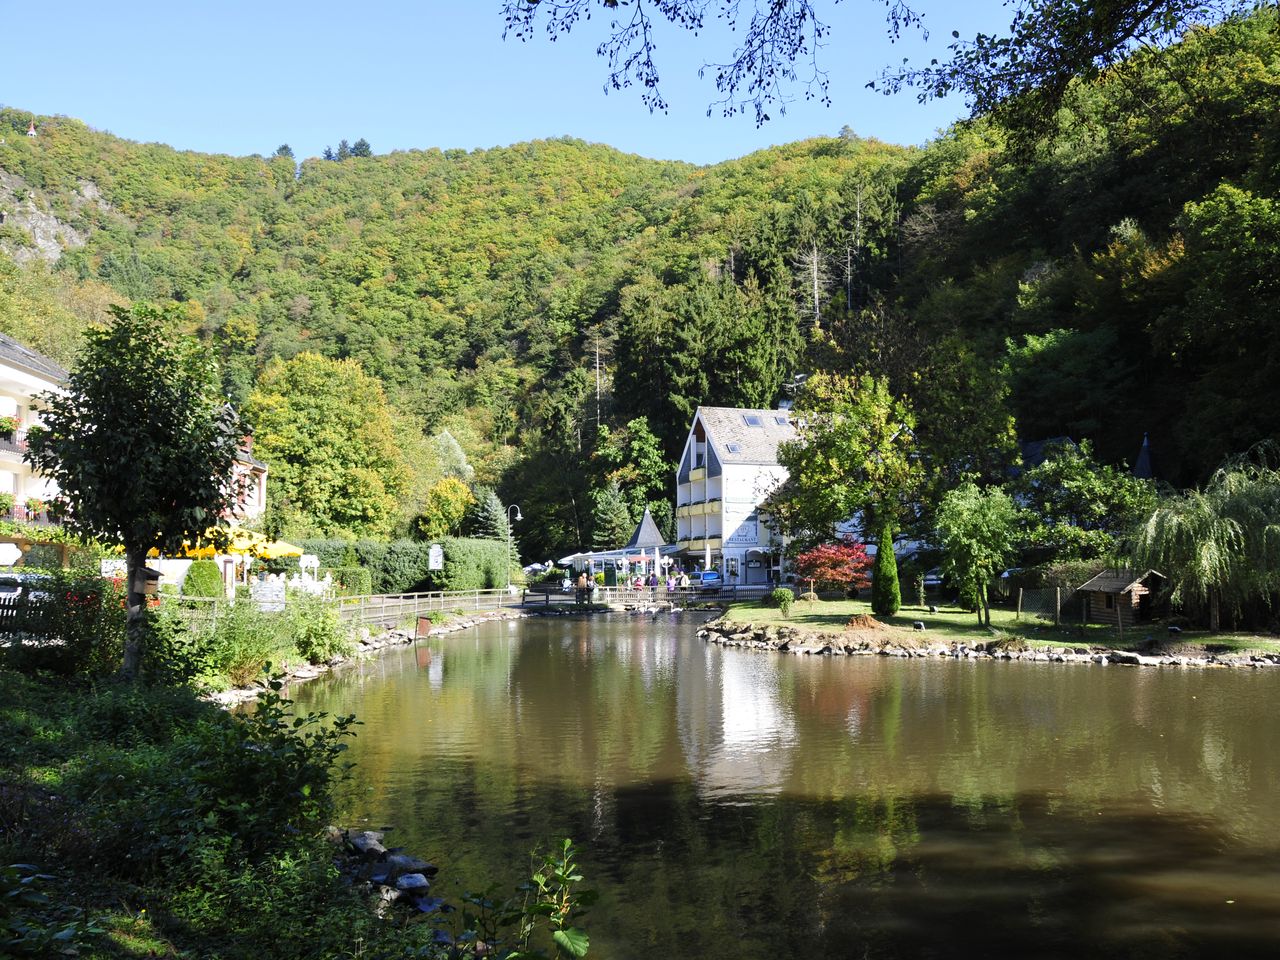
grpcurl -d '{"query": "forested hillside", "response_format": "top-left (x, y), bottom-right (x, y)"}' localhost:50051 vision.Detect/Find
top-left (0, 9), bottom-right (1276, 560)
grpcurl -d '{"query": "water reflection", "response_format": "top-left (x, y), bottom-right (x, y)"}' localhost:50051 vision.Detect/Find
top-left (289, 614), bottom-right (1280, 958)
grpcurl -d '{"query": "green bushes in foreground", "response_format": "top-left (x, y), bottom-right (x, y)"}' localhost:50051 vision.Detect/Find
top-left (0, 669), bottom-right (594, 958)
top-left (146, 595), bottom-right (354, 689)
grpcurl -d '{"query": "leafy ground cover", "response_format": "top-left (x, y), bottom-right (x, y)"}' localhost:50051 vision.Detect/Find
top-left (0, 668), bottom-right (595, 958)
top-left (720, 597), bottom-right (1280, 656)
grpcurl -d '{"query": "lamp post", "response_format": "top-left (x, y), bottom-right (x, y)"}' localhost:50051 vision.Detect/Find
top-left (506, 503), bottom-right (523, 590)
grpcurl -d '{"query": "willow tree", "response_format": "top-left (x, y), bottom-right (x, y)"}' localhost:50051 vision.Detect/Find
top-left (26, 303), bottom-right (242, 680)
top-left (1132, 452), bottom-right (1280, 629)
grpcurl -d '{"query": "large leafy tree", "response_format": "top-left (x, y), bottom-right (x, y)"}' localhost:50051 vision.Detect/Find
top-left (768, 373), bottom-right (920, 615)
top-left (936, 482), bottom-right (1021, 625)
top-left (245, 353), bottom-right (410, 538)
top-left (25, 303), bottom-right (242, 680)
top-left (1011, 440), bottom-right (1156, 561)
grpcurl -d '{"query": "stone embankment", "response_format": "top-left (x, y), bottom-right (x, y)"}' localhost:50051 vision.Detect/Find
top-left (699, 618), bottom-right (1280, 669)
top-left (210, 607), bottom-right (532, 705)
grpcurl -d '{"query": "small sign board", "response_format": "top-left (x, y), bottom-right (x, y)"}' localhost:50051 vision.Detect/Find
top-left (428, 543), bottom-right (444, 571)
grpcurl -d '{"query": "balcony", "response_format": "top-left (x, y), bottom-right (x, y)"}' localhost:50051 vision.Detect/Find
top-left (2, 504), bottom-right (56, 527)
top-left (0, 429), bottom-right (29, 461)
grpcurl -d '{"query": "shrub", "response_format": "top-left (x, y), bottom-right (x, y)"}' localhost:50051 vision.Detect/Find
top-left (206, 601), bottom-right (282, 687)
top-left (2, 572), bottom-right (125, 676)
top-left (325, 566), bottom-right (372, 596)
top-left (766, 587), bottom-right (794, 616)
top-left (184, 559), bottom-right (225, 598)
top-left (0, 491), bottom-right (12, 514)
top-left (284, 594), bottom-right (351, 665)
top-left (143, 605), bottom-right (219, 686)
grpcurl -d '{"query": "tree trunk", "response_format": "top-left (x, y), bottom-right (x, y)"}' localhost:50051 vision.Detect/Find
top-left (1209, 590), bottom-right (1220, 632)
top-left (981, 582), bottom-right (991, 627)
top-left (121, 546), bottom-right (147, 682)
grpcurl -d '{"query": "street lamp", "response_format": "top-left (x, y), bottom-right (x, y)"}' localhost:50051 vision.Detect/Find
top-left (506, 503), bottom-right (523, 590)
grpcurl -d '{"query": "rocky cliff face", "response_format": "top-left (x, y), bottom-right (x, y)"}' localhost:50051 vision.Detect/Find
top-left (0, 169), bottom-right (93, 265)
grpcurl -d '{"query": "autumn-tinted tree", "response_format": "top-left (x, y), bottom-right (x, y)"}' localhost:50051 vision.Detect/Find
top-left (25, 303), bottom-right (242, 680)
top-left (416, 477), bottom-right (475, 541)
top-left (770, 374), bottom-right (919, 616)
top-left (793, 539), bottom-right (872, 593)
top-left (245, 353), bottom-right (409, 538)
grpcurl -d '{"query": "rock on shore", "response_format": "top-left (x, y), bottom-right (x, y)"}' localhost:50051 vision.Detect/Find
top-left (697, 619), bottom-right (1280, 669)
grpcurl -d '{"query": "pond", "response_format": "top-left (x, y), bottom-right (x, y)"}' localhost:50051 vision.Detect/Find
top-left (288, 613), bottom-right (1280, 959)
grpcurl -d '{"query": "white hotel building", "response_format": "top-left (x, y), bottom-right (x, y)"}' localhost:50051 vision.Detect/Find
top-left (0, 334), bottom-right (64, 521)
top-left (674, 406), bottom-right (794, 585)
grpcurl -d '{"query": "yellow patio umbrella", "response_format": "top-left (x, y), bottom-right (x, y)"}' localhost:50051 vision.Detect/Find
top-left (254, 539), bottom-right (303, 560)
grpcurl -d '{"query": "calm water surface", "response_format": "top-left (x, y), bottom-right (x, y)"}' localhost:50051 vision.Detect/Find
top-left (289, 614), bottom-right (1280, 958)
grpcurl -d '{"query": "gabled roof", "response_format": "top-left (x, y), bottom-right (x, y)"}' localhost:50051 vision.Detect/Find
top-left (1079, 568), bottom-right (1165, 594)
top-left (1019, 436), bottom-right (1076, 470)
top-left (0, 333), bottom-right (67, 383)
top-left (624, 506), bottom-right (666, 549)
top-left (696, 406), bottom-right (796, 465)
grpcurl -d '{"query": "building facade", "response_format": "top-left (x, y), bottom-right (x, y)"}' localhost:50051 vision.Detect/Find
top-left (674, 406), bottom-right (795, 585)
top-left (0, 334), bottom-right (64, 522)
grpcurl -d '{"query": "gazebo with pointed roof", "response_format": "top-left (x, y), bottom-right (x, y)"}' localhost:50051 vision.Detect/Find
top-left (625, 506), bottom-right (665, 551)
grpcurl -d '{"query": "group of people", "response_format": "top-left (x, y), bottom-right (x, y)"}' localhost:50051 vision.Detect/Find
top-left (566, 569), bottom-right (698, 600)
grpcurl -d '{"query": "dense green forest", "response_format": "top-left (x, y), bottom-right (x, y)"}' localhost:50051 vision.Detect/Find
top-left (1, 10), bottom-right (1277, 561)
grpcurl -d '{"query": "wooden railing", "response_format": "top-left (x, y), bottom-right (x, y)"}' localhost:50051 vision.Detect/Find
top-left (336, 588), bottom-right (523, 626)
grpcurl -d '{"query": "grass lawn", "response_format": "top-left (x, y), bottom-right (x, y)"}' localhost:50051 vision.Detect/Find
top-left (719, 597), bottom-right (1280, 656)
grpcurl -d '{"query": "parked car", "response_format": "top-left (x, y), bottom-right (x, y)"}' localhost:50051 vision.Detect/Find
top-left (698, 570), bottom-right (724, 592)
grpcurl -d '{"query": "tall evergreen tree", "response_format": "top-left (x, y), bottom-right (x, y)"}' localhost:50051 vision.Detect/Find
top-left (591, 479), bottom-right (633, 550)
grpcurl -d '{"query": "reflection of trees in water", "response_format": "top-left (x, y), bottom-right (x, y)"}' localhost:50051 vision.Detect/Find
top-left (288, 618), bottom-right (1280, 957)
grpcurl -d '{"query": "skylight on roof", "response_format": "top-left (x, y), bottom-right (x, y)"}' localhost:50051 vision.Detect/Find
top-left (774, 416), bottom-right (789, 425)
top-left (726, 442), bottom-right (743, 454)
top-left (742, 414), bottom-right (764, 427)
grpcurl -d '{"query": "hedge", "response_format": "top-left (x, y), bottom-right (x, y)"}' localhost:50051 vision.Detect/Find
top-left (299, 537), bottom-right (512, 593)
top-left (439, 537), bottom-right (510, 591)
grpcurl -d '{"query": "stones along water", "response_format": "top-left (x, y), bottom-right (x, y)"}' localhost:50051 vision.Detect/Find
top-left (288, 614), bottom-right (1280, 959)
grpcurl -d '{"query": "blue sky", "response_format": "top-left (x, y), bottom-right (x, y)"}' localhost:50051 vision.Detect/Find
top-left (3, 1), bottom-right (1006, 165)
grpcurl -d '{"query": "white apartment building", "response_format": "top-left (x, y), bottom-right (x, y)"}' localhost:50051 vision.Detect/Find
top-left (674, 406), bottom-right (795, 585)
top-left (0, 334), bottom-right (64, 521)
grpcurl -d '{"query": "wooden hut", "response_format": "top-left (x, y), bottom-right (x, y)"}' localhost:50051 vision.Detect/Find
top-left (1080, 569), bottom-right (1165, 628)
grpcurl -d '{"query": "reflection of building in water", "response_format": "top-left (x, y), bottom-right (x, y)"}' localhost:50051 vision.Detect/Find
top-left (677, 645), bottom-right (796, 795)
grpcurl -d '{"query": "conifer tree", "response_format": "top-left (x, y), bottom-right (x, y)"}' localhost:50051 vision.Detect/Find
top-left (591, 479), bottom-right (633, 550)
